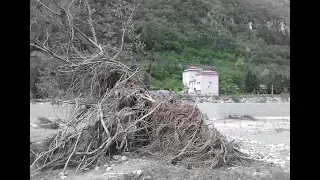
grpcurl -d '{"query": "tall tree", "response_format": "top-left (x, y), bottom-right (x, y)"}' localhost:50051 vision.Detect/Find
top-left (272, 74), bottom-right (285, 94)
top-left (220, 74), bottom-right (238, 95)
top-left (244, 71), bottom-right (259, 93)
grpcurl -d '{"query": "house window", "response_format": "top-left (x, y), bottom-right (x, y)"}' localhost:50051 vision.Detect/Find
top-left (209, 81), bottom-right (212, 84)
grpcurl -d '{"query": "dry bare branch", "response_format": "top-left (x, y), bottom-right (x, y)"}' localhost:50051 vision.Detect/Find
top-left (84, 0), bottom-right (98, 44)
top-left (37, 0), bottom-right (61, 16)
top-left (30, 39), bottom-right (71, 64)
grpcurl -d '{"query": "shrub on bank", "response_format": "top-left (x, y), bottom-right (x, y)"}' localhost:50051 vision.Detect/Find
top-left (231, 94), bottom-right (241, 103)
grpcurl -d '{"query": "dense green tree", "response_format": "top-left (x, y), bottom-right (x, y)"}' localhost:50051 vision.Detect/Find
top-left (272, 74), bottom-right (285, 94)
top-left (244, 71), bottom-right (259, 93)
top-left (220, 74), bottom-right (239, 95)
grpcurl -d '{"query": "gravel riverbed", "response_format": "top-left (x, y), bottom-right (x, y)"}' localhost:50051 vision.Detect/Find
top-left (212, 118), bottom-right (290, 173)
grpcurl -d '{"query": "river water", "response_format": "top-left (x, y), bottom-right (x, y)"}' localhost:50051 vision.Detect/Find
top-left (196, 103), bottom-right (290, 120)
top-left (30, 102), bottom-right (290, 123)
top-left (30, 102), bottom-right (290, 143)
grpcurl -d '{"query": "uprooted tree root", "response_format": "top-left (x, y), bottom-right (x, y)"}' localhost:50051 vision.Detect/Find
top-left (30, 60), bottom-right (248, 175)
top-left (146, 101), bottom-right (247, 168)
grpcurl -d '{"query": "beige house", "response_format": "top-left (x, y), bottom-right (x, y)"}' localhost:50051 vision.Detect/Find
top-left (182, 66), bottom-right (219, 96)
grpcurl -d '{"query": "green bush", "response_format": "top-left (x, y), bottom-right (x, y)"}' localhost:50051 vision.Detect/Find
top-left (231, 94), bottom-right (241, 103)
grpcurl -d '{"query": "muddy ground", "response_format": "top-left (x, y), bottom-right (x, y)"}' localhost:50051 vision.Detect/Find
top-left (30, 103), bottom-right (290, 180)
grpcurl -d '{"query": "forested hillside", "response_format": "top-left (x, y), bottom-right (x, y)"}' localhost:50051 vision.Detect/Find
top-left (30, 0), bottom-right (290, 98)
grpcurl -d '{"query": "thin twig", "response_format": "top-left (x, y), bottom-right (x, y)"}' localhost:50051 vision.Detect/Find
top-left (84, 0), bottom-right (98, 44)
top-left (62, 131), bottom-right (83, 173)
top-left (37, 0), bottom-right (61, 15)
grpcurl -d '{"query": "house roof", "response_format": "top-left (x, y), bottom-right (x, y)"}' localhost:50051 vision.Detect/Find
top-left (184, 66), bottom-right (203, 72)
top-left (201, 70), bottom-right (218, 75)
top-left (195, 70), bottom-right (219, 75)
top-left (184, 66), bottom-right (219, 75)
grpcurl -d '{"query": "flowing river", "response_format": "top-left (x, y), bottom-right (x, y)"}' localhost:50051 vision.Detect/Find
top-left (31, 102), bottom-right (290, 122)
top-left (196, 103), bottom-right (290, 120)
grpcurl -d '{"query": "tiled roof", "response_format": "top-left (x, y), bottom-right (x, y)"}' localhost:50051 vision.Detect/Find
top-left (184, 66), bottom-right (203, 72)
top-left (201, 70), bottom-right (219, 75)
top-left (184, 66), bottom-right (218, 75)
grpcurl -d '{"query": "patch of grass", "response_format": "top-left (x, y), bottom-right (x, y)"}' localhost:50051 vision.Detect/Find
top-left (231, 94), bottom-right (241, 103)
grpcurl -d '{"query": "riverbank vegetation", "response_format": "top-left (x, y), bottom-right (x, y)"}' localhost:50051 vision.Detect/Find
top-left (30, 0), bottom-right (290, 99)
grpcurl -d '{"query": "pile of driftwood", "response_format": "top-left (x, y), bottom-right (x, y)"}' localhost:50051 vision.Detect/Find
top-left (30, 60), bottom-right (247, 174)
top-left (29, 0), bottom-right (247, 175)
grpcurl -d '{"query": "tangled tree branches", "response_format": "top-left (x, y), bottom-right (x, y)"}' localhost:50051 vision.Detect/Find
top-left (30, 64), bottom-right (162, 173)
top-left (146, 100), bottom-right (246, 168)
top-left (30, 70), bottom-right (247, 173)
top-left (30, 0), bottom-right (140, 65)
top-left (30, 0), bottom-right (248, 175)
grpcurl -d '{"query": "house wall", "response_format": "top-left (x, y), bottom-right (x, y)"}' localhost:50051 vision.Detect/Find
top-left (189, 81), bottom-right (196, 93)
top-left (182, 72), bottom-right (188, 86)
top-left (200, 74), bottom-right (219, 95)
top-left (183, 68), bottom-right (219, 95)
top-left (183, 70), bottom-right (199, 86)
top-left (195, 74), bottom-right (201, 91)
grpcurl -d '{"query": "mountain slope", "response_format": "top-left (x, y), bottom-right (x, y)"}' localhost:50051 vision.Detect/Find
top-left (30, 0), bottom-right (290, 96)
top-left (133, 0), bottom-right (290, 93)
